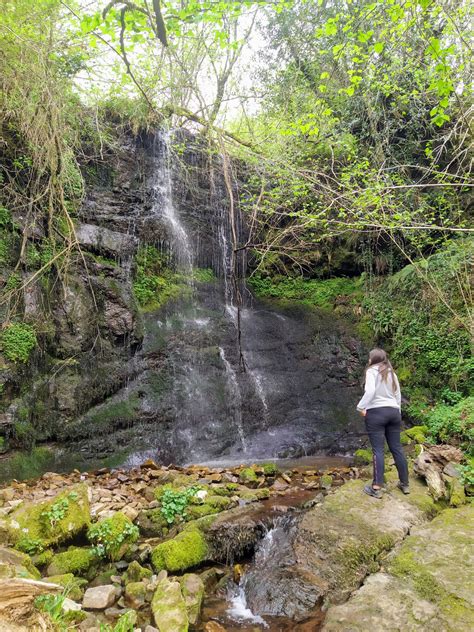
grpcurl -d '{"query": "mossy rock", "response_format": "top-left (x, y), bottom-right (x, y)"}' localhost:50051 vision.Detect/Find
top-left (87, 512), bottom-right (139, 561)
top-left (0, 546), bottom-right (40, 579)
top-left (403, 425), bottom-right (428, 444)
top-left (321, 474), bottom-right (333, 489)
top-left (32, 548), bottom-right (54, 568)
top-left (125, 581), bottom-right (147, 608)
top-left (206, 495), bottom-right (233, 510)
top-left (151, 528), bottom-right (209, 573)
top-left (47, 573), bottom-right (88, 601)
top-left (446, 477), bottom-right (466, 507)
top-left (46, 546), bottom-right (99, 578)
top-left (239, 468), bottom-right (258, 486)
top-left (180, 573), bottom-right (205, 625)
top-left (238, 488), bottom-right (270, 502)
top-left (262, 462), bottom-right (279, 477)
top-left (354, 449), bottom-right (372, 465)
top-left (124, 560), bottom-right (152, 585)
top-left (8, 484), bottom-right (90, 550)
top-left (136, 508), bottom-right (169, 538)
top-left (186, 504), bottom-right (220, 520)
top-left (152, 577), bottom-right (188, 632)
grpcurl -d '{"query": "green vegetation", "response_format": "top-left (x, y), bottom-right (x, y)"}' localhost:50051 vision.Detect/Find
top-left (151, 527), bottom-right (209, 573)
top-left (1, 323), bottom-right (37, 363)
top-left (46, 546), bottom-right (98, 577)
top-left (249, 275), bottom-right (362, 311)
top-left (133, 245), bottom-right (186, 310)
top-left (423, 398), bottom-right (474, 454)
top-left (159, 485), bottom-right (201, 525)
top-left (193, 268), bottom-right (216, 283)
top-left (87, 512), bottom-right (139, 561)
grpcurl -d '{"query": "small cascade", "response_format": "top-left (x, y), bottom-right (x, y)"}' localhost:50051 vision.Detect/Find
top-left (151, 131), bottom-right (194, 276)
top-left (226, 515), bottom-right (297, 626)
top-left (219, 347), bottom-right (247, 452)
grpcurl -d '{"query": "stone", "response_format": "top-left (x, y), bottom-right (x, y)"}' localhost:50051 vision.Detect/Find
top-left (75, 223), bottom-right (137, 256)
top-left (6, 484), bottom-right (90, 550)
top-left (62, 597), bottom-right (82, 613)
top-left (124, 560), bottom-right (152, 585)
top-left (151, 528), bottom-right (208, 573)
top-left (83, 585), bottom-right (117, 610)
top-left (446, 476), bottom-right (466, 507)
top-left (144, 626), bottom-right (159, 632)
top-left (180, 573), bottom-right (205, 625)
top-left (323, 505), bottom-right (474, 631)
top-left (124, 581), bottom-right (146, 609)
top-left (203, 623), bottom-right (227, 632)
top-left (0, 546), bottom-right (40, 580)
top-left (121, 505), bottom-right (139, 522)
top-left (46, 547), bottom-right (98, 578)
top-left (151, 578), bottom-right (188, 632)
top-left (238, 468), bottom-right (258, 487)
top-left (414, 452), bottom-right (447, 500)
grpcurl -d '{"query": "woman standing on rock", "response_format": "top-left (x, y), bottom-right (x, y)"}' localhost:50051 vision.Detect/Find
top-left (357, 348), bottom-right (409, 498)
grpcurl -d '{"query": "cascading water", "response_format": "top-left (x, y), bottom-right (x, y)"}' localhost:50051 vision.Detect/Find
top-left (87, 128), bottom-right (365, 468)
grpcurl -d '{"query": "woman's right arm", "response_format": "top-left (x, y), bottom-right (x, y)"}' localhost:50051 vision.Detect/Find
top-left (357, 369), bottom-right (376, 412)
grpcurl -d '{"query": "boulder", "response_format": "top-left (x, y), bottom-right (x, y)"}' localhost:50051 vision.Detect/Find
top-left (87, 512), bottom-right (139, 561)
top-left (6, 484), bottom-right (90, 550)
top-left (151, 578), bottom-right (188, 632)
top-left (0, 547), bottom-right (40, 580)
top-left (151, 527), bottom-right (208, 573)
top-left (82, 585), bottom-right (117, 610)
top-left (123, 560), bottom-right (152, 585)
top-left (180, 573), bottom-right (205, 625)
top-left (124, 581), bottom-right (146, 609)
top-left (46, 547), bottom-right (98, 578)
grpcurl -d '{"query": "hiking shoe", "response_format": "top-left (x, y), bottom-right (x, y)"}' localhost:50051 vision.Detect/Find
top-left (363, 484), bottom-right (383, 499)
top-left (397, 482), bottom-right (410, 495)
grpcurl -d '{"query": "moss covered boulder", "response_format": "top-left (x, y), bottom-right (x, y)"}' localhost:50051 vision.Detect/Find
top-left (0, 546), bottom-right (40, 579)
top-left (123, 560), bottom-right (152, 585)
top-left (46, 546), bottom-right (98, 578)
top-left (124, 581), bottom-right (147, 609)
top-left (238, 467), bottom-right (258, 487)
top-left (152, 577), bottom-right (188, 632)
top-left (7, 484), bottom-right (90, 550)
top-left (151, 527), bottom-right (208, 573)
top-left (354, 448), bottom-right (372, 465)
top-left (87, 512), bottom-right (139, 561)
top-left (180, 573), bottom-right (205, 625)
top-left (323, 505), bottom-right (474, 631)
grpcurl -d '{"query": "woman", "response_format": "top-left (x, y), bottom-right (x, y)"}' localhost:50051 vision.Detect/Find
top-left (357, 348), bottom-right (409, 498)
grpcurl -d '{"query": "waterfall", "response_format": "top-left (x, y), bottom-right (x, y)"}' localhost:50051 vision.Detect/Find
top-left (152, 130), bottom-right (194, 275)
top-left (219, 347), bottom-right (247, 452)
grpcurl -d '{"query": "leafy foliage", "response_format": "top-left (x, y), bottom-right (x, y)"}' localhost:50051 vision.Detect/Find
top-left (88, 513), bottom-right (139, 560)
top-left (423, 397), bottom-right (474, 453)
top-left (160, 485), bottom-right (201, 525)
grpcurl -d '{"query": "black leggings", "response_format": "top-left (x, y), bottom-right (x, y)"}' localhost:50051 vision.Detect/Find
top-left (365, 407), bottom-right (409, 487)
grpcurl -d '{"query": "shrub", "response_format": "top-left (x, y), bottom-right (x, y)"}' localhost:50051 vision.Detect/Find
top-left (1, 322), bottom-right (37, 363)
top-left (424, 397), bottom-right (474, 452)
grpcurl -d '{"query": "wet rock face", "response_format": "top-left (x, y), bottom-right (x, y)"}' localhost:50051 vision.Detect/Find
top-left (1, 128), bottom-right (367, 469)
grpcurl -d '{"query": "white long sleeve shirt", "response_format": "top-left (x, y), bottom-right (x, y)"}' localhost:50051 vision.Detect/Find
top-left (357, 365), bottom-right (401, 411)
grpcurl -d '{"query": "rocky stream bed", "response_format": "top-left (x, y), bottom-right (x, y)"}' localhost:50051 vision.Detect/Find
top-left (0, 444), bottom-right (472, 632)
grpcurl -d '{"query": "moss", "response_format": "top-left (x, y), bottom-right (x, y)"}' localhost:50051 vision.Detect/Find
top-left (186, 504), bottom-right (220, 520)
top-left (339, 533), bottom-right (394, 580)
top-left (238, 488), bottom-right (270, 502)
top-left (151, 528), bottom-right (209, 573)
top-left (151, 578), bottom-right (189, 632)
top-left (180, 573), bottom-right (205, 625)
top-left (8, 484), bottom-right (90, 549)
top-left (354, 448), bottom-right (372, 465)
top-left (87, 511), bottom-right (139, 561)
top-left (239, 467), bottom-right (258, 485)
top-left (125, 580), bottom-right (146, 601)
top-left (321, 474), bottom-right (333, 489)
top-left (0, 322), bottom-right (37, 363)
top-left (262, 462), bottom-right (279, 476)
top-left (124, 560), bottom-right (152, 585)
top-left (32, 549), bottom-right (54, 568)
top-left (46, 546), bottom-right (98, 578)
top-left (404, 425), bottom-right (428, 444)
top-left (0, 548), bottom-right (41, 579)
top-left (446, 477), bottom-right (466, 507)
top-left (206, 495), bottom-right (232, 510)
top-left (390, 550), bottom-right (444, 602)
top-left (47, 573), bottom-right (87, 601)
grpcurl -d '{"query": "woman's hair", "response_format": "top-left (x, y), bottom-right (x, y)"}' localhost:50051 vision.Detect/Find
top-left (367, 348), bottom-right (398, 392)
